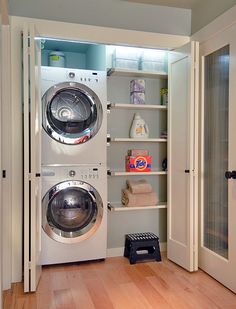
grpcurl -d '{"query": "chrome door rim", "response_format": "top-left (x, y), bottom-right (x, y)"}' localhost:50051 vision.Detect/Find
top-left (42, 82), bottom-right (103, 145)
top-left (42, 180), bottom-right (103, 244)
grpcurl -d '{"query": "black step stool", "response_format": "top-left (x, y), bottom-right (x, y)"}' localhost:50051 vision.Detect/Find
top-left (124, 232), bottom-right (161, 264)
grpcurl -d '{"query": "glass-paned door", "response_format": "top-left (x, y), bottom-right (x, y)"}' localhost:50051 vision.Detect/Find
top-left (200, 23), bottom-right (236, 293)
top-left (204, 45), bottom-right (229, 259)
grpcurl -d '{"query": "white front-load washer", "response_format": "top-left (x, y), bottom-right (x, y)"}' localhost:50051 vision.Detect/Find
top-left (40, 164), bottom-right (107, 265)
top-left (41, 67), bottom-right (107, 165)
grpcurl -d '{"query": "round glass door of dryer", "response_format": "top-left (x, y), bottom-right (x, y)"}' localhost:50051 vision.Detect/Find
top-left (42, 180), bottom-right (103, 244)
top-left (42, 82), bottom-right (103, 145)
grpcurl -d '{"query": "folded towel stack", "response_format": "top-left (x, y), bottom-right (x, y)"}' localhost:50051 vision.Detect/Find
top-left (122, 179), bottom-right (158, 207)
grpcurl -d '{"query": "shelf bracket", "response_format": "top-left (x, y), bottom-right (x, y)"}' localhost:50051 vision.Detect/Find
top-left (107, 202), bottom-right (112, 211)
top-left (107, 134), bottom-right (111, 144)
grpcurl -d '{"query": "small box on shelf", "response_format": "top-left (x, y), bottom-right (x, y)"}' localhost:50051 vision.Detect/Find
top-left (112, 47), bottom-right (140, 70)
top-left (126, 155), bottom-right (152, 172)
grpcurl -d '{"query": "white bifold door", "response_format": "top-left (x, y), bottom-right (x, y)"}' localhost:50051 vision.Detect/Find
top-left (23, 23), bottom-right (42, 292)
top-left (168, 41), bottom-right (199, 272)
top-left (199, 23), bottom-right (236, 293)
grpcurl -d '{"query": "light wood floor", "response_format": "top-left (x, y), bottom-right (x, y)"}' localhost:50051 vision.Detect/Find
top-left (3, 256), bottom-right (236, 309)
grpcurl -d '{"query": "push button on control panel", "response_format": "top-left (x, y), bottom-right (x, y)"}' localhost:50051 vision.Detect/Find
top-left (80, 168), bottom-right (99, 181)
top-left (69, 170), bottom-right (76, 177)
top-left (68, 72), bottom-right (75, 79)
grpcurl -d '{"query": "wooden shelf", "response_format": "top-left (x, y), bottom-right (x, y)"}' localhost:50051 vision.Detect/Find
top-left (108, 170), bottom-right (167, 176)
top-left (108, 202), bottom-right (167, 212)
top-left (109, 137), bottom-right (167, 143)
top-left (107, 68), bottom-right (168, 79)
top-left (110, 103), bottom-right (167, 110)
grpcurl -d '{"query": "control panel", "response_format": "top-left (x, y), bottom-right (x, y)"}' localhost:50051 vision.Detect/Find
top-left (42, 166), bottom-right (101, 180)
top-left (71, 167), bottom-right (99, 180)
top-left (66, 70), bottom-right (99, 83)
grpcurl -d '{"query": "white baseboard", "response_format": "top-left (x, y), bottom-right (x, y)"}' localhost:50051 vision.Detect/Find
top-left (107, 242), bottom-right (167, 258)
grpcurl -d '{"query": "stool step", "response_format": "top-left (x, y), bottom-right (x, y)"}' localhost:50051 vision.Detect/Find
top-left (124, 232), bottom-right (161, 264)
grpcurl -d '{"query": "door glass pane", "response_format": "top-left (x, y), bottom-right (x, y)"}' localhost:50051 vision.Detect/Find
top-left (204, 45), bottom-right (229, 259)
top-left (48, 89), bottom-right (96, 135)
top-left (47, 187), bottom-right (97, 232)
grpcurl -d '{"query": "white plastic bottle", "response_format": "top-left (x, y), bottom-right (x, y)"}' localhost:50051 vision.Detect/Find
top-left (129, 113), bottom-right (149, 138)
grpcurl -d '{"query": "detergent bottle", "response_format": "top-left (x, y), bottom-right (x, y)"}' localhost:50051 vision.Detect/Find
top-left (129, 113), bottom-right (149, 138)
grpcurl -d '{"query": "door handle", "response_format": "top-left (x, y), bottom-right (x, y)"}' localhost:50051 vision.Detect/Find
top-left (185, 169), bottom-right (190, 173)
top-left (225, 171), bottom-right (236, 179)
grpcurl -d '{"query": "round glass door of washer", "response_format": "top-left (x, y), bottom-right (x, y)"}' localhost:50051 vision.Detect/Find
top-left (42, 180), bottom-right (103, 244)
top-left (42, 82), bottom-right (103, 145)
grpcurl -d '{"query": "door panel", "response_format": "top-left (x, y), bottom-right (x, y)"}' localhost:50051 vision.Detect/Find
top-left (168, 41), bottom-right (199, 271)
top-left (42, 82), bottom-right (103, 145)
top-left (42, 180), bottom-right (103, 244)
top-left (203, 45), bottom-right (229, 259)
top-left (200, 23), bottom-right (236, 293)
top-left (23, 23), bottom-right (42, 292)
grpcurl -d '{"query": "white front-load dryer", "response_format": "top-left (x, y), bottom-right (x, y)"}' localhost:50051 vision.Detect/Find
top-left (40, 164), bottom-right (107, 265)
top-left (41, 67), bottom-right (107, 165)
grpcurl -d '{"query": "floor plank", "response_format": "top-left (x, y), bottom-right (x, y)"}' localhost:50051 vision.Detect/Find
top-left (3, 256), bottom-right (236, 309)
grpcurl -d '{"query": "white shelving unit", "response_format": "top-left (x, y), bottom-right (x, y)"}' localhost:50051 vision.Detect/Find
top-left (108, 202), bottom-right (167, 212)
top-left (107, 68), bottom-right (168, 79)
top-left (108, 170), bottom-right (167, 176)
top-left (107, 64), bottom-right (168, 220)
top-left (109, 137), bottom-right (167, 142)
top-left (110, 103), bottom-right (167, 110)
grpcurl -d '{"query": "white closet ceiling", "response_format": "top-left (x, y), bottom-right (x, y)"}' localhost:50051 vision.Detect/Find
top-left (123, 0), bottom-right (201, 9)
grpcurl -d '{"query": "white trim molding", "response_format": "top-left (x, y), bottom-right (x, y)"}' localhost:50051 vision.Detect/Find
top-left (191, 4), bottom-right (236, 44)
top-left (10, 16), bottom-right (189, 50)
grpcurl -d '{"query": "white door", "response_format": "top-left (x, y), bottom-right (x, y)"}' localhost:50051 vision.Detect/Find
top-left (0, 13), bottom-right (2, 309)
top-left (168, 41), bottom-right (199, 271)
top-left (23, 23), bottom-right (42, 292)
top-left (200, 23), bottom-right (236, 293)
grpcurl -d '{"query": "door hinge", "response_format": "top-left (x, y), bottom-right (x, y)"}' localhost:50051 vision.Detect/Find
top-left (2, 170), bottom-right (6, 178)
top-left (28, 173), bottom-right (32, 180)
top-left (28, 261), bottom-right (31, 269)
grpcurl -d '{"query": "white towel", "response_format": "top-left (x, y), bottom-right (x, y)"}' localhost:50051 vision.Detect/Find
top-left (122, 189), bottom-right (158, 207)
top-left (126, 179), bottom-right (153, 194)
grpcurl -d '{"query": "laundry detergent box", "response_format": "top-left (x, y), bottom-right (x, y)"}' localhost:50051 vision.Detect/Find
top-left (126, 155), bottom-right (152, 172)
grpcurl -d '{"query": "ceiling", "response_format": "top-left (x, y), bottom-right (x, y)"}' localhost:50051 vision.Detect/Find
top-left (123, 0), bottom-right (201, 9)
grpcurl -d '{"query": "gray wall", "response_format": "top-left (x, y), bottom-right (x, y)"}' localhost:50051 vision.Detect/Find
top-left (191, 0), bottom-right (236, 34)
top-left (9, 0), bottom-right (191, 35)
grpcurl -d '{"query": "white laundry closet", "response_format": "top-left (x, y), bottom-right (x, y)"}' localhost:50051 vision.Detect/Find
top-left (9, 15), bottom-right (199, 293)
top-left (22, 22), bottom-right (198, 292)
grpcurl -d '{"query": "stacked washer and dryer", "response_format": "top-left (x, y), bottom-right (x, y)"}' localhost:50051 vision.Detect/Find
top-left (40, 66), bottom-right (107, 265)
